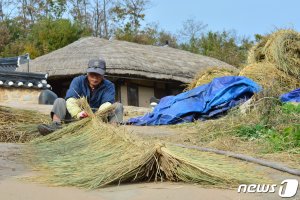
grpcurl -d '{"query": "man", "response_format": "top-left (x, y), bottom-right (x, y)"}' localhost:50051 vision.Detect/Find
top-left (38, 59), bottom-right (123, 135)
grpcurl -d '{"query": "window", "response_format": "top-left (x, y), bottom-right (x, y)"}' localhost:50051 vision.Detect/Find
top-left (127, 84), bottom-right (139, 106)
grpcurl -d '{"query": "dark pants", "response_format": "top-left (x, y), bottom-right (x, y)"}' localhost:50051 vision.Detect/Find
top-left (51, 98), bottom-right (124, 123)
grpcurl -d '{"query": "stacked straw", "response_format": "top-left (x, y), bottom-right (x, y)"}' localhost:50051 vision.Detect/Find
top-left (241, 29), bottom-right (300, 94)
top-left (185, 67), bottom-right (238, 90)
top-left (24, 99), bottom-right (267, 189)
top-left (240, 63), bottom-right (300, 95)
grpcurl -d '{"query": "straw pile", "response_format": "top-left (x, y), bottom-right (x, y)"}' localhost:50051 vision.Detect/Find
top-left (240, 63), bottom-right (300, 95)
top-left (247, 35), bottom-right (269, 64)
top-left (247, 29), bottom-right (300, 77)
top-left (0, 106), bottom-right (49, 143)
top-left (241, 29), bottom-right (300, 94)
top-left (186, 67), bottom-right (239, 90)
top-left (25, 99), bottom-right (266, 189)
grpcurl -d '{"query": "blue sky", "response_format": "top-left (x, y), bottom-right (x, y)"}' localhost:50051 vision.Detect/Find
top-left (143, 0), bottom-right (300, 39)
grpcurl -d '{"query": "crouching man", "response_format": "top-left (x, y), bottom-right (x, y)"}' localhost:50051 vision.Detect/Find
top-left (38, 59), bottom-right (123, 135)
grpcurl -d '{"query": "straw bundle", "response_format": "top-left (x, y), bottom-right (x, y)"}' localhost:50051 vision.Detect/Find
top-left (239, 63), bottom-right (300, 95)
top-left (264, 30), bottom-right (300, 77)
top-left (247, 29), bottom-right (300, 78)
top-left (0, 106), bottom-right (49, 143)
top-left (185, 67), bottom-right (239, 91)
top-left (25, 99), bottom-right (266, 189)
top-left (247, 36), bottom-right (269, 64)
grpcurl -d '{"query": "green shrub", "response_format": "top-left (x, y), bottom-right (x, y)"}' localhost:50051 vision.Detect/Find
top-left (282, 103), bottom-right (300, 114)
top-left (267, 125), bottom-right (300, 152)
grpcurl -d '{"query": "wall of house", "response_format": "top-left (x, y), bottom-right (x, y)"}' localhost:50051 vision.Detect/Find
top-left (120, 85), bottom-right (128, 105)
top-left (138, 86), bottom-right (154, 107)
top-left (0, 87), bottom-right (41, 104)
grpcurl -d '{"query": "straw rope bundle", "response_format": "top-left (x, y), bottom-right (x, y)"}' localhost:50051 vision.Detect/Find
top-left (239, 63), bottom-right (300, 95)
top-left (24, 99), bottom-right (266, 189)
top-left (185, 67), bottom-right (239, 91)
top-left (247, 29), bottom-right (300, 78)
top-left (0, 106), bottom-right (49, 143)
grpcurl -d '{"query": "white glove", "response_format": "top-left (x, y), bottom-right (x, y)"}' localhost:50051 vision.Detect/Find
top-left (98, 102), bottom-right (112, 111)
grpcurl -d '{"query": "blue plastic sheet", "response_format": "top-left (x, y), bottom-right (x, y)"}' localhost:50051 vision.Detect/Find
top-left (280, 88), bottom-right (300, 103)
top-left (127, 76), bottom-right (261, 125)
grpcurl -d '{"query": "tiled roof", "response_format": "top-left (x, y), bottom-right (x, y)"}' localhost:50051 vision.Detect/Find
top-left (0, 54), bottom-right (30, 71)
top-left (0, 54), bottom-right (51, 90)
top-left (0, 71), bottom-right (50, 89)
top-left (0, 57), bottom-right (18, 71)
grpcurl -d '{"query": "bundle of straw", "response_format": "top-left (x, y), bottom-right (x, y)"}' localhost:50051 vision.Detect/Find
top-left (0, 106), bottom-right (49, 143)
top-left (24, 99), bottom-right (266, 189)
top-left (239, 63), bottom-right (300, 95)
top-left (247, 29), bottom-right (300, 78)
top-left (185, 67), bottom-right (239, 91)
top-left (247, 35), bottom-right (269, 64)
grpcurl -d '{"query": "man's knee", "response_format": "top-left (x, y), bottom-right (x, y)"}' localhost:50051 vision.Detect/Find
top-left (114, 102), bottom-right (124, 113)
top-left (53, 98), bottom-right (66, 105)
top-left (51, 98), bottom-right (67, 119)
top-left (53, 98), bottom-right (67, 109)
top-left (108, 102), bottom-right (124, 123)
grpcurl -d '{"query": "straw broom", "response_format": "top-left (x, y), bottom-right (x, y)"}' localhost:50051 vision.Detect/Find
top-left (24, 98), bottom-right (267, 189)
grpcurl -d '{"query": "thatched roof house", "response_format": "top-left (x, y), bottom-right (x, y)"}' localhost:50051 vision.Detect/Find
top-left (19, 37), bottom-right (235, 107)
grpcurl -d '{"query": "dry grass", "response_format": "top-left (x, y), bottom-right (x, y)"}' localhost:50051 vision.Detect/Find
top-left (165, 96), bottom-right (300, 156)
top-left (185, 67), bottom-right (239, 91)
top-left (162, 115), bottom-right (267, 155)
top-left (0, 106), bottom-right (50, 143)
top-left (239, 63), bottom-right (300, 96)
top-left (263, 29), bottom-right (300, 78)
top-left (247, 35), bottom-right (270, 64)
top-left (247, 29), bottom-right (300, 78)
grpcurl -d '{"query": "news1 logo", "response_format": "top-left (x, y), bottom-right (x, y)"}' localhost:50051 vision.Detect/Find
top-left (238, 179), bottom-right (299, 198)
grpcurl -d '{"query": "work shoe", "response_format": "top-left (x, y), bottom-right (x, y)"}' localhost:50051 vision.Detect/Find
top-left (38, 121), bottom-right (62, 136)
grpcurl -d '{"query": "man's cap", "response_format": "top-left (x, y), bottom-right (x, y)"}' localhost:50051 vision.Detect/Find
top-left (87, 59), bottom-right (106, 75)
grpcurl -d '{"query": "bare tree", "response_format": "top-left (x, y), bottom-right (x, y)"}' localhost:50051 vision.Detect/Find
top-left (0, 1), bottom-right (3, 21)
top-left (179, 18), bottom-right (207, 42)
top-left (111, 0), bottom-right (150, 33)
top-left (0, 0), bottom-right (16, 19)
top-left (16, 0), bottom-right (43, 27)
top-left (93, 0), bottom-right (101, 36)
top-left (92, 0), bottom-right (114, 38)
top-left (124, 0), bottom-right (150, 31)
top-left (69, 0), bottom-right (91, 26)
top-left (69, 0), bottom-right (84, 24)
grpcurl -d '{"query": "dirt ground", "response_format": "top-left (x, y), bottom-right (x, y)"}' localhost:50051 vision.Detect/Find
top-left (0, 103), bottom-right (299, 200)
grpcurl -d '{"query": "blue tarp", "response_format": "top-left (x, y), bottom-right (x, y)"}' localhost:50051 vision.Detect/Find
top-left (127, 76), bottom-right (261, 126)
top-left (280, 88), bottom-right (300, 103)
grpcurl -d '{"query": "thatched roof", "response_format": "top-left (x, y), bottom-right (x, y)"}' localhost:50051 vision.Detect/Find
top-left (19, 37), bottom-right (235, 83)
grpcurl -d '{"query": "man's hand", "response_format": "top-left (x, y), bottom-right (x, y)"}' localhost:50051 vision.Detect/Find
top-left (77, 111), bottom-right (89, 119)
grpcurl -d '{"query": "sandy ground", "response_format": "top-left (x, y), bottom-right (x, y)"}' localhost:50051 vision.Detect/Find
top-left (0, 103), bottom-right (300, 200)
